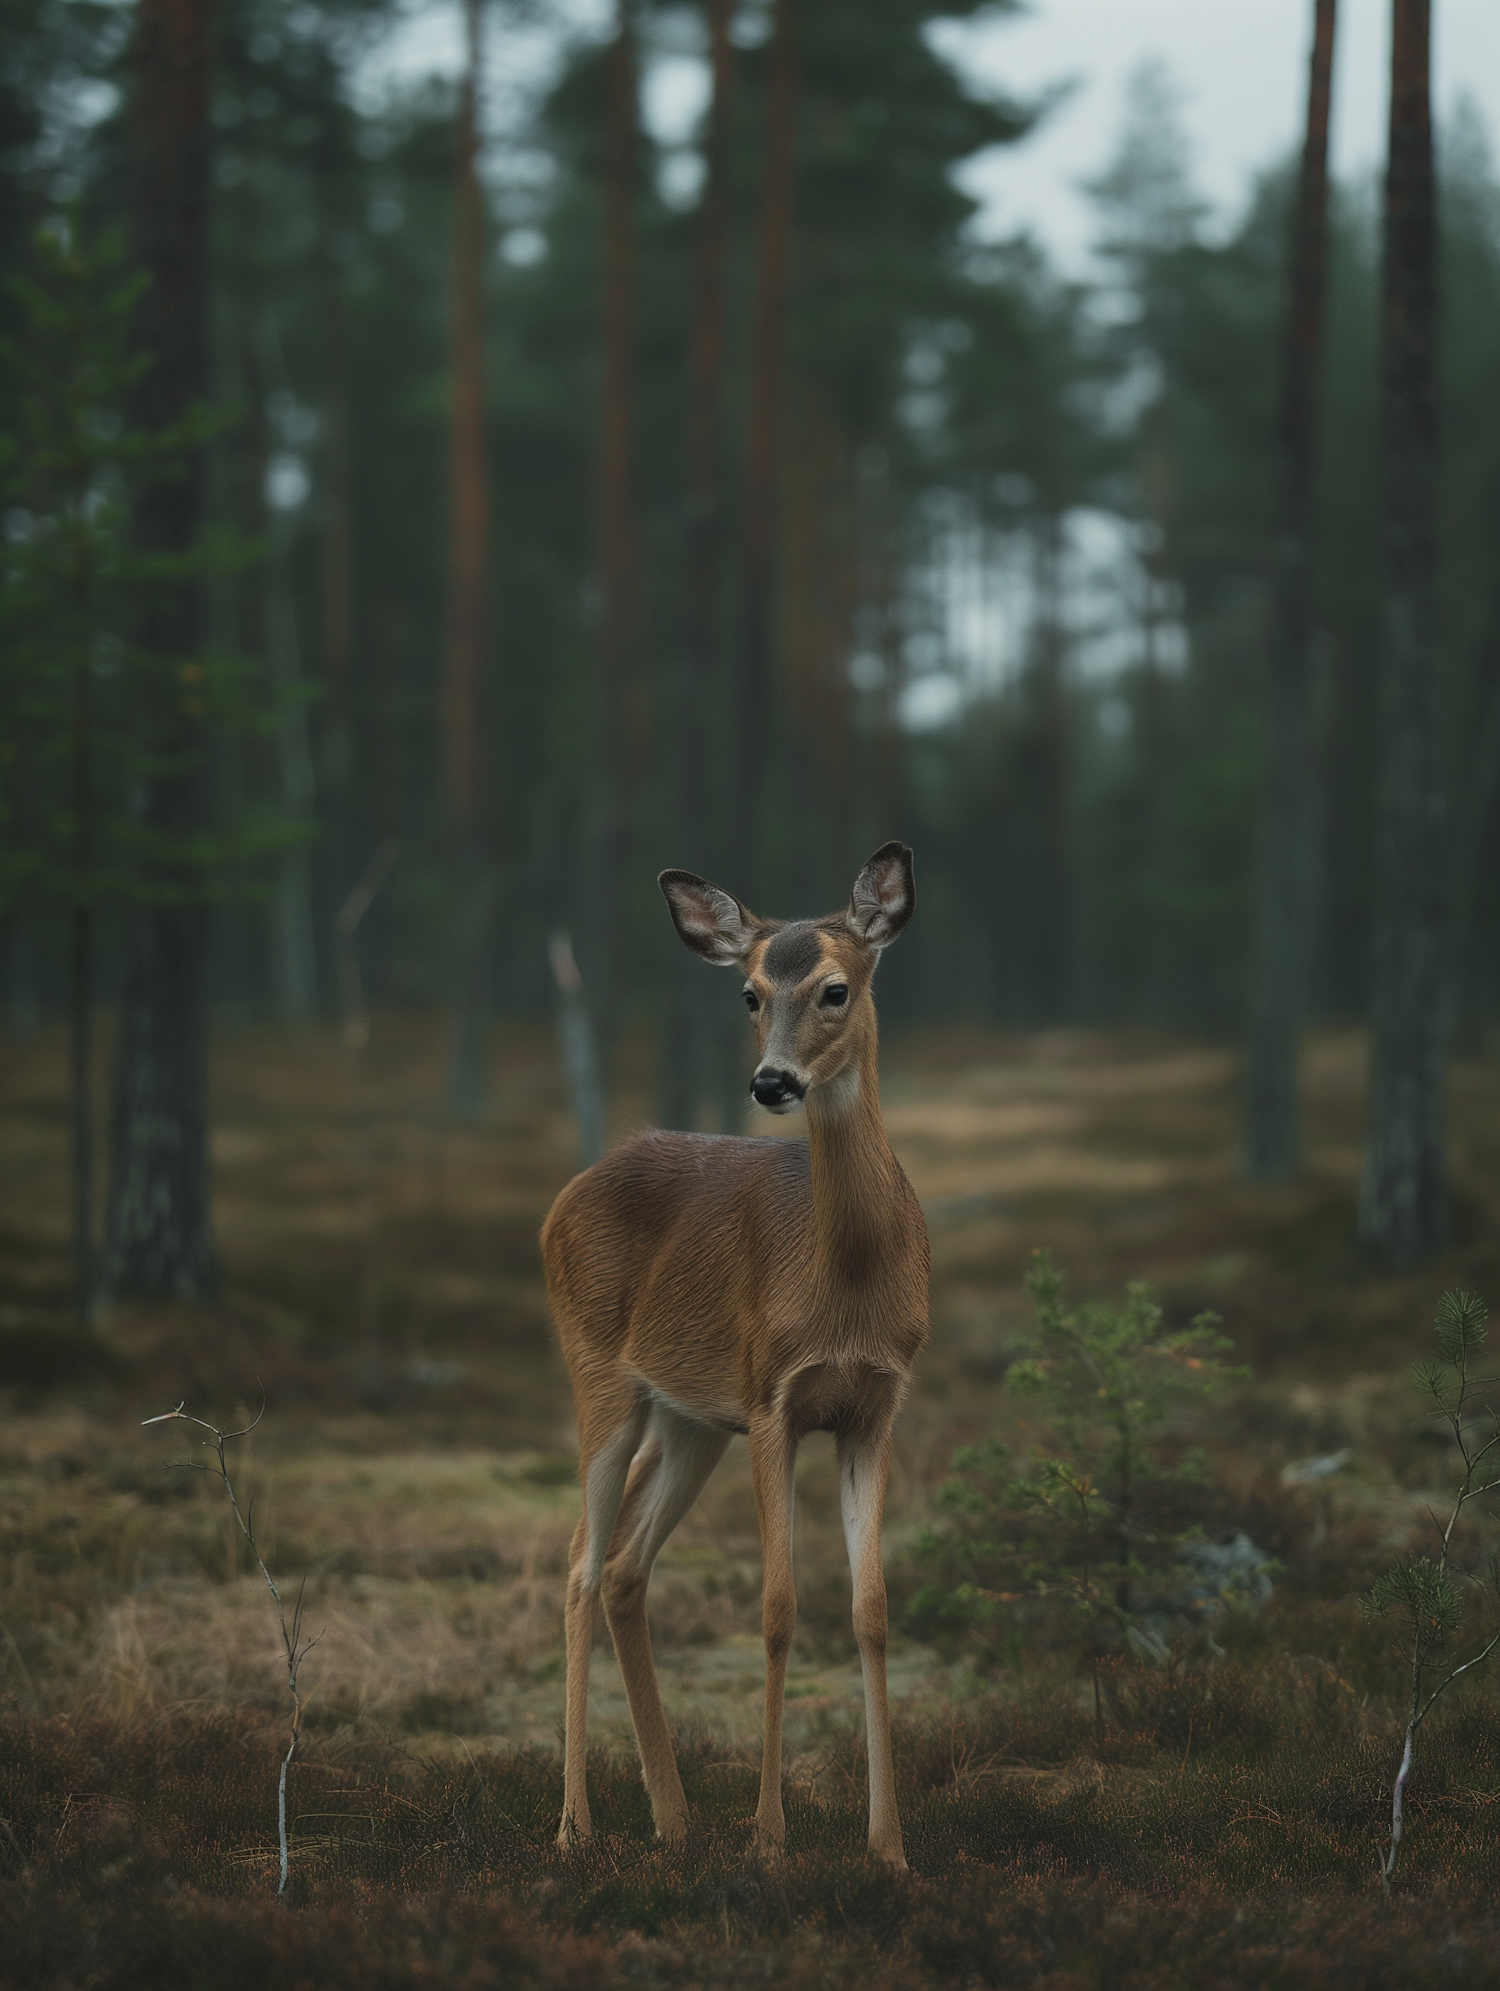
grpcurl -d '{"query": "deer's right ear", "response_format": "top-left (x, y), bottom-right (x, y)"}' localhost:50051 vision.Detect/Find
top-left (659, 870), bottom-right (761, 966)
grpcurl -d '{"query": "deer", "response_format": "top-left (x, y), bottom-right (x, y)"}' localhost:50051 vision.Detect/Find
top-left (541, 841), bottom-right (929, 1869)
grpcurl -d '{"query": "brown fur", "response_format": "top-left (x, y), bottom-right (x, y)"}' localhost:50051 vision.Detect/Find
top-left (542, 845), bottom-right (929, 1867)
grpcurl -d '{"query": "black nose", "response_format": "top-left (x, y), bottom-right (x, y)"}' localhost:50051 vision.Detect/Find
top-left (751, 1069), bottom-right (804, 1107)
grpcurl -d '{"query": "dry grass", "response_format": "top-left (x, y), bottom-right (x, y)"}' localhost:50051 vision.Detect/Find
top-left (3, 1013), bottom-right (1500, 1985)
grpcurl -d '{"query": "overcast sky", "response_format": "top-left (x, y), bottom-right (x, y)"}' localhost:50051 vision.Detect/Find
top-left (944, 0), bottom-right (1500, 267)
top-left (365, 0), bottom-right (1500, 271)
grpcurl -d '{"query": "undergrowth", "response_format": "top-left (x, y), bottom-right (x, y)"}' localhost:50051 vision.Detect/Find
top-left (4, 1668), bottom-right (1500, 1989)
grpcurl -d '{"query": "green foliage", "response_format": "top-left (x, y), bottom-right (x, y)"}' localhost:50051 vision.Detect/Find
top-left (907, 1251), bottom-right (1244, 1691)
top-left (0, 213), bottom-right (294, 918)
top-left (1365, 1554), bottom-right (1463, 1638)
top-left (1433, 1288), bottom-right (1489, 1364)
top-left (1364, 1288), bottom-right (1500, 1887)
top-left (1362, 1289), bottom-right (1500, 1697)
top-left (0, 216), bottom-right (144, 912)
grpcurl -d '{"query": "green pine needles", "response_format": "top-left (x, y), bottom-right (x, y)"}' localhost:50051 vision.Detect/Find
top-left (1, 213), bottom-right (292, 897)
top-left (908, 1250), bottom-right (1246, 1728)
top-left (1364, 1290), bottom-right (1500, 1896)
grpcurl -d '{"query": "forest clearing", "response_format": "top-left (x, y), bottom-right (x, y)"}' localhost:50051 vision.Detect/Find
top-left (4, 1017), bottom-right (1500, 1986)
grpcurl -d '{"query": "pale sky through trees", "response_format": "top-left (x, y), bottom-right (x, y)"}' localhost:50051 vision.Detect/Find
top-left (365, 0), bottom-right (1500, 272)
top-left (355, 0), bottom-right (1500, 727)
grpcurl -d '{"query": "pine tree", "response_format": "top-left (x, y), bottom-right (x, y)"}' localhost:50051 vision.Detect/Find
top-left (1242, 0), bottom-right (1338, 1180)
top-left (1, 223), bottom-right (147, 1321)
top-left (1358, 0), bottom-right (1448, 1265)
top-left (101, 0), bottom-right (219, 1302)
top-left (446, 0), bottom-right (494, 1117)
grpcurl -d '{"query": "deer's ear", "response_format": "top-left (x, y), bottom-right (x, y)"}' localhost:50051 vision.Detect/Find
top-left (846, 842), bottom-right (915, 949)
top-left (659, 870), bottom-right (762, 966)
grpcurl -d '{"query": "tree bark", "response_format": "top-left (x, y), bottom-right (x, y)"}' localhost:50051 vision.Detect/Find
top-left (446, 0), bottom-right (494, 1117)
top-left (680, 0), bottom-right (734, 856)
top-left (320, 243), bottom-right (355, 956)
top-left (267, 502), bottom-right (318, 1022)
top-left (729, 0), bottom-right (798, 898)
top-left (585, 0), bottom-right (641, 1076)
top-left (1358, 0), bottom-right (1448, 1265)
top-left (1242, 0), bottom-right (1337, 1180)
top-left (1026, 510), bottom-right (1071, 1021)
top-left (662, 0), bottom-right (736, 1132)
top-left (70, 529), bottom-right (94, 1325)
top-left (101, 0), bottom-right (218, 1302)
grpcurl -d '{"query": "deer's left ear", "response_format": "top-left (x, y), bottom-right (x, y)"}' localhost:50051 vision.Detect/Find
top-left (846, 842), bottom-right (915, 948)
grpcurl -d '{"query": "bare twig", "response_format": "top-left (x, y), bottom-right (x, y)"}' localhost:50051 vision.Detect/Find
top-left (142, 1397), bottom-right (322, 1898)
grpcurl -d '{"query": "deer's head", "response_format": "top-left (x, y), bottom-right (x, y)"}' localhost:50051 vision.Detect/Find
top-left (660, 842), bottom-right (915, 1114)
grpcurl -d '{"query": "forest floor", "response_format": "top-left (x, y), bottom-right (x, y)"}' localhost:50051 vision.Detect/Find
top-left (3, 1015), bottom-right (1500, 1987)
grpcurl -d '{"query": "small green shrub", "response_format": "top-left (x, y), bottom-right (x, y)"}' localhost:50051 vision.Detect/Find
top-left (907, 1250), bottom-right (1246, 1719)
top-left (1363, 1289), bottom-right (1500, 1894)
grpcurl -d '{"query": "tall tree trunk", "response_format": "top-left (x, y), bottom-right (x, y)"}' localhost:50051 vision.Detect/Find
top-left (1242, 0), bottom-right (1337, 1180)
top-left (729, 0), bottom-right (797, 899)
top-left (782, 391), bottom-right (856, 895)
top-left (446, 0), bottom-right (493, 1117)
top-left (1028, 510), bottom-right (1071, 1020)
top-left (255, 315), bottom-right (319, 1023)
top-left (662, 0), bottom-right (735, 1132)
top-left (268, 506), bottom-right (319, 1021)
top-left (586, 0), bottom-right (640, 1086)
top-left (101, 0), bottom-right (218, 1302)
top-left (857, 440), bottom-right (904, 865)
top-left (69, 506), bottom-right (94, 1325)
top-left (320, 245), bottom-right (355, 964)
top-left (1358, 0), bottom-right (1448, 1265)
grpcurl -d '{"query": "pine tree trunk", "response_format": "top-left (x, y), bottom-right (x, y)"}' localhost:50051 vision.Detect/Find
top-left (320, 248), bottom-right (355, 954)
top-left (782, 392), bottom-right (857, 897)
top-left (1242, 0), bottom-right (1337, 1180)
top-left (1358, 0), bottom-right (1448, 1265)
top-left (586, 0), bottom-right (641, 1079)
top-left (101, 0), bottom-right (218, 1303)
top-left (1029, 511), bottom-right (1071, 1020)
top-left (446, 0), bottom-right (493, 1118)
top-left (67, 300), bottom-right (97, 1325)
top-left (268, 512), bottom-right (318, 1021)
top-left (680, 0), bottom-right (733, 853)
top-left (729, 0), bottom-right (798, 897)
top-left (662, 0), bottom-right (735, 1132)
top-left (70, 627), bottom-right (94, 1325)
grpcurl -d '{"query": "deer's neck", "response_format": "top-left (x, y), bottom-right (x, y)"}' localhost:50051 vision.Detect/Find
top-left (803, 1020), bottom-right (899, 1286)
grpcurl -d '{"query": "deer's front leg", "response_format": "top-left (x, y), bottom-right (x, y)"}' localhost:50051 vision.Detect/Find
top-left (837, 1423), bottom-right (905, 1868)
top-left (749, 1416), bottom-right (799, 1856)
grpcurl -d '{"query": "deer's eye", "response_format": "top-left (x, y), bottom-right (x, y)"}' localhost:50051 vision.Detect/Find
top-left (823, 984), bottom-right (848, 1007)
top-left (743, 990), bottom-right (760, 1013)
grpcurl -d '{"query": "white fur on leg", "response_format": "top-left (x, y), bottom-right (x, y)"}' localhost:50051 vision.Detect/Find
top-left (838, 1429), bottom-right (904, 1867)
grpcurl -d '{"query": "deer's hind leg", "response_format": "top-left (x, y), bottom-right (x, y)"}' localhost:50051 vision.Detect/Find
top-left (559, 1377), bottom-right (648, 1848)
top-left (602, 1398), bottom-right (729, 1839)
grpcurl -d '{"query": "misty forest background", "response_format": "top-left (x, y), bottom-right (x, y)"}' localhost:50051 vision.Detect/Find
top-left (2, 0), bottom-right (1498, 1289)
